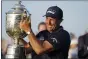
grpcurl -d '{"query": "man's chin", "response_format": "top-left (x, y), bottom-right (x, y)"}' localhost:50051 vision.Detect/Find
top-left (47, 28), bottom-right (52, 32)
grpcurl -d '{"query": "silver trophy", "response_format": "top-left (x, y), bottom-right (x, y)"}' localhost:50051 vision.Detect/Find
top-left (5, 1), bottom-right (31, 59)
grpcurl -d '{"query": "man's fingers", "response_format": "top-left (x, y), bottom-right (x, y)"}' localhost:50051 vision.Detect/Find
top-left (21, 16), bottom-right (27, 22)
top-left (23, 17), bottom-right (30, 24)
top-left (23, 19), bottom-right (27, 24)
top-left (20, 19), bottom-right (24, 23)
top-left (27, 16), bottom-right (31, 24)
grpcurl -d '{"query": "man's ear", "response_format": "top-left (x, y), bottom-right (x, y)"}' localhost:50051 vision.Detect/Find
top-left (57, 20), bottom-right (61, 24)
top-left (60, 19), bottom-right (63, 22)
top-left (59, 19), bottom-right (63, 23)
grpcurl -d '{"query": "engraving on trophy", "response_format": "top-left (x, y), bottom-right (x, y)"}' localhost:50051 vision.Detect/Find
top-left (6, 14), bottom-right (27, 39)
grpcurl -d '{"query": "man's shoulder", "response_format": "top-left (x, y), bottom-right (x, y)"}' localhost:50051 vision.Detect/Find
top-left (55, 26), bottom-right (69, 35)
top-left (78, 33), bottom-right (88, 40)
top-left (63, 30), bottom-right (70, 35)
top-left (59, 28), bottom-right (70, 36)
top-left (78, 33), bottom-right (88, 42)
top-left (39, 30), bottom-right (48, 33)
top-left (38, 30), bottom-right (48, 35)
top-left (60, 29), bottom-right (71, 42)
top-left (36, 30), bottom-right (48, 38)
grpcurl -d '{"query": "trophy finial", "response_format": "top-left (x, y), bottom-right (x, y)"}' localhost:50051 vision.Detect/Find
top-left (18, 1), bottom-right (21, 4)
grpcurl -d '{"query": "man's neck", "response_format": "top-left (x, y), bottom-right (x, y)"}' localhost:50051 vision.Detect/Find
top-left (52, 25), bottom-right (60, 32)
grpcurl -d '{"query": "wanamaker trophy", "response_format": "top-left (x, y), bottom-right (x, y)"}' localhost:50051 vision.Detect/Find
top-left (5, 1), bottom-right (31, 59)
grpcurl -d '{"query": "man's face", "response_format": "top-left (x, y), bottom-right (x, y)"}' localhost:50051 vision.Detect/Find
top-left (45, 17), bottom-right (57, 32)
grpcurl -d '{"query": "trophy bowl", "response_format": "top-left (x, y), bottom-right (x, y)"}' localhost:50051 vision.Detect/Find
top-left (6, 13), bottom-right (27, 39)
top-left (6, 1), bottom-right (31, 40)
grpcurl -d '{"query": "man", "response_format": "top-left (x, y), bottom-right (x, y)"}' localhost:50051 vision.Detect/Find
top-left (78, 29), bottom-right (88, 59)
top-left (68, 33), bottom-right (78, 58)
top-left (38, 22), bottom-right (46, 32)
top-left (20, 6), bottom-right (71, 59)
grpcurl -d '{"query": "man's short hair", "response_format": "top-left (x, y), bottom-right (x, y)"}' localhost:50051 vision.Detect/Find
top-left (38, 22), bottom-right (46, 30)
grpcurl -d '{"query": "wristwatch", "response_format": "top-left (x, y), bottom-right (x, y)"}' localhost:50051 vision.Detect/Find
top-left (26, 31), bottom-right (31, 35)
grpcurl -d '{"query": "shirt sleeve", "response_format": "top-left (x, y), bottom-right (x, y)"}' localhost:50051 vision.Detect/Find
top-left (46, 32), bottom-right (68, 51)
top-left (36, 30), bottom-right (48, 41)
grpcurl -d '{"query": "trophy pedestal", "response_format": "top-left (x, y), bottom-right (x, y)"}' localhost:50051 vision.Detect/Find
top-left (5, 45), bottom-right (26, 59)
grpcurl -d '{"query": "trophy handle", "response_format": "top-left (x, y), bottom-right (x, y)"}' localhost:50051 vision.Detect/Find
top-left (22, 8), bottom-right (31, 27)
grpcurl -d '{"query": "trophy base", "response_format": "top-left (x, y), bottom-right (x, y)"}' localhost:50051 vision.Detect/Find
top-left (5, 45), bottom-right (26, 59)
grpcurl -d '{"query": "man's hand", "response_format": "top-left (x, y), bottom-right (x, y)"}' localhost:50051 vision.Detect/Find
top-left (19, 16), bottom-right (31, 33)
top-left (19, 38), bottom-right (32, 54)
top-left (19, 38), bottom-right (30, 48)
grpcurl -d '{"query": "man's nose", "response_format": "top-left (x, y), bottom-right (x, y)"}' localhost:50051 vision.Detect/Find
top-left (46, 19), bottom-right (51, 25)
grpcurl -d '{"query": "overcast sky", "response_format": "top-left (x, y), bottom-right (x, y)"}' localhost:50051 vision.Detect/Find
top-left (2, 1), bottom-right (88, 41)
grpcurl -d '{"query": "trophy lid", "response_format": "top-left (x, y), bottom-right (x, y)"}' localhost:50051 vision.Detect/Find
top-left (6, 1), bottom-right (25, 14)
top-left (12, 1), bottom-right (25, 9)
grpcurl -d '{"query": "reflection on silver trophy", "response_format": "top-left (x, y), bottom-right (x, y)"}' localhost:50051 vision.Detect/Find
top-left (5, 1), bottom-right (31, 59)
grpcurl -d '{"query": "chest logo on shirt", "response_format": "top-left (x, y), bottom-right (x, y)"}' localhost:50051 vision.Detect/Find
top-left (87, 46), bottom-right (88, 50)
top-left (51, 38), bottom-right (58, 43)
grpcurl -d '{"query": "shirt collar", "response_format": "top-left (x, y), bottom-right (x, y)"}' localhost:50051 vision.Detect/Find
top-left (52, 26), bottom-right (63, 33)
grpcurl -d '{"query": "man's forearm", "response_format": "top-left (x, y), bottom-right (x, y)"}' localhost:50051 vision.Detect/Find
top-left (19, 38), bottom-right (31, 49)
top-left (25, 46), bottom-right (33, 54)
top-left (28, 31), bottom-right (45, 54)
